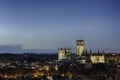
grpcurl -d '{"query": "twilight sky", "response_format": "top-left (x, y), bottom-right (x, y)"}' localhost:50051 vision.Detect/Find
top-left (0, 0), bottom-right (120, 52)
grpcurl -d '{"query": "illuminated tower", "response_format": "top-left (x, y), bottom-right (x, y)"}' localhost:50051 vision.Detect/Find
top-left (58, 48), bottom-right (66, 60)
top-left (66, 48), bottom-right (71, 56)
top-left (58, 48), bottom-right (71, 60)
top-left (65, 48), bottom-right (72, 60)
top-left (76, 40), bottom-right (85, 56)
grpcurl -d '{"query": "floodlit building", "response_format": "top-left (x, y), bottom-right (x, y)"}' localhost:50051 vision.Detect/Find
top-left (90, 54), bottom-right (105, 64)
top-left (58, 40), bottom-right (106, 64)
top-left (58, 48), bottom-right (71, 60)
top-left (76, 40), bottom-right (85, 56)
top-left (76, 56), bottom-right (86, 64)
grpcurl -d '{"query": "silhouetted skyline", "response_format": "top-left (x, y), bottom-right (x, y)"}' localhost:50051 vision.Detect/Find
top-left (0, 0), bottom-right (120, 53)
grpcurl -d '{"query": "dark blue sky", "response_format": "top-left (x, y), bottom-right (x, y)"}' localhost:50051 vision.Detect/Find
top-left (0, 0), bottom-right (120, 52)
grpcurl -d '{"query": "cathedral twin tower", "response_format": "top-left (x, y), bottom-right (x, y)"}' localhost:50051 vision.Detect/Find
top-left (58, 40), bottom-right (85, 60)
